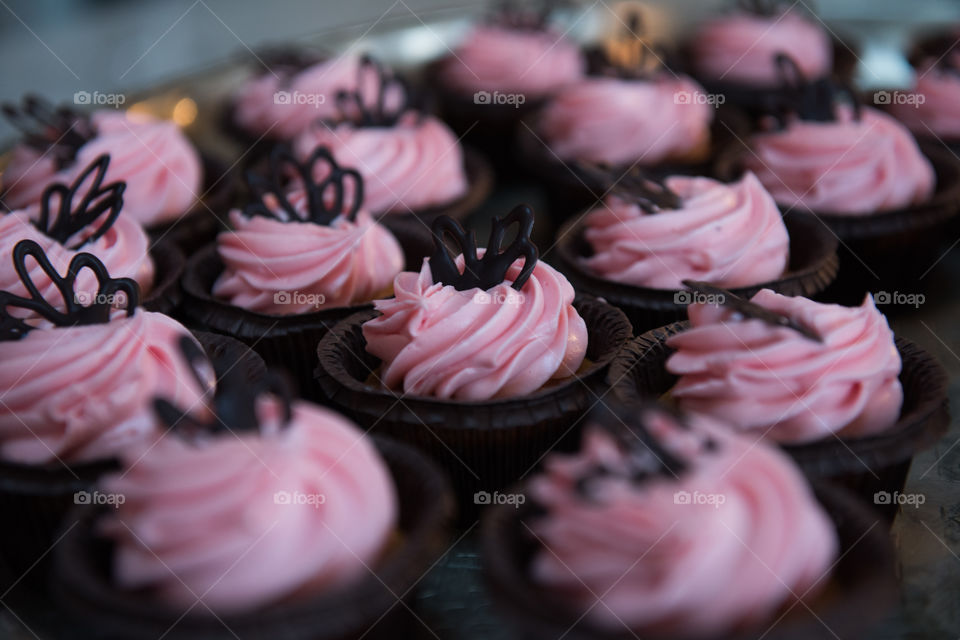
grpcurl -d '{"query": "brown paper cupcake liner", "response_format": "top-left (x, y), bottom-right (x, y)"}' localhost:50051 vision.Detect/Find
top-left (0, 331), bottom-right (265, 594)
top-left (50, 436), bottom-right (454, 640)
top-left (550, 209), bottom-right (839, 334)
top-left (481, 480), bottom-right (896, 640)
top-left (314, 296), bottom-right (632, 522)
top-left (179, 244), bottom-right (373, 401)
top-left (609, 322), bottom-right (951, 518)
top-left (141, 240), bottom-right (185, 316)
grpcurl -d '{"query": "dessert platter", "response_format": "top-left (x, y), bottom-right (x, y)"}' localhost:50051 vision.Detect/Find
top-left (0, 1), bottom-right (958, 638)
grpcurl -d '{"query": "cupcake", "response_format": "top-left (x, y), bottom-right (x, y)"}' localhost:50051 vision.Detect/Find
top-left (609, 285), bottom-right (950, 517)
top-left (180, 144), bottom-right (405, 399)
top-left (0, 239), bottom-right (260, 591)
top-left (0, 154), bottom-right (183, 313)
top-left (884, 51), bottom-right (960, 148)
top-left (316, 205), bottom-right (632, 516)
top-left (51, 362), bottom-right (453, 640)
top-left (551, 168), bottom-right (838, 332)
top-left (292, 56), bottom-right (493, 268)
top-left (482, 402), bottom-right (896, 640)
top-left (714, 62), bottom-right (960, 301)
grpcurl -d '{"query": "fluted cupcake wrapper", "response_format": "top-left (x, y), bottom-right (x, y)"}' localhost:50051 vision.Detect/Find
top-left (550, 209), bottom-right (839, 334)
top-left (179, 244), bottom-right (370, 402)
top-left (50, 436), bottom-right (454, 640)
top-left (481, 481), bottom-right (896, 640)
top-left (0, 331), bottom-right (266, 596)
top-left (608, 322), bottom-right (951, 519)
top-left (314, 296), bottom-right (632, 523)
top-left (140, 239), bottom-right (185, 316)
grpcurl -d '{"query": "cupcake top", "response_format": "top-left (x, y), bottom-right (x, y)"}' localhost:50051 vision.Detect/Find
top-left (579, 171), bottom-right (788, 289)
top-left (363, 206), bottom-right (587, 401)
top-left (437, 5), bottom-right (585, 98)
top-left (3, 99), bottom-right (203, 227)
top-left (213, 145), bottom-right (403, 315)
top-left (99, 370), bottom-right (396, 614)
top-left (0, 155), bottom-right (155, 300)
top-left (537, 74), bottom-right (713, 166)
top-left (690, 3), bottom-right (832, 87)
top-left (0, 240), bottom-right (210, 465)
top-left (666, 287), bottom-right (903, 443)
top-left (887, 53), bottom-right (960, 140)
top-left (293, 58), bottom-right (468, 214)
top-left (528, 403), bottom-right (837, 637)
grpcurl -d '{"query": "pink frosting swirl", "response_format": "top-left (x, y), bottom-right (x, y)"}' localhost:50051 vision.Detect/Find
top-left (0, 312), bottom-right (209, 464)
top-left (213, 205), bottom-right (403, 314)
top-left (746, 106), bottom-right (935, 215)
top-left (888, 58), bottom-right (960, 140)
top-left (580, 172), bottom-right (788, 289)
top-left (438, 25), bottom-right (584, 97)
top-left (99, 401), bottom-right (396, 614)
top-left (232, 55), bottom-right (372, 140)
top-left (691, 10), bottom-right (832, 87)
top-left (529, 411), bottom-right (837, 636)
top-left (0, 209), bottom-right (155, 299)
top-left (362, 254), bottom-right (587, 400)
top-left (4, 110), bottom-right (203, 227)
top-left (293, 113), bottom-right (468, 214)
top-left (538, 76), bottom-right (713, 165)
top-left (666, 289), bottom-right (903, 443)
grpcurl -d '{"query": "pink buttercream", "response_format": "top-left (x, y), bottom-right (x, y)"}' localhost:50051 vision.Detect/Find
top-left (529, 411), bottom-right (837, 636)
top-left (666, 289), bottom-right (903, 443)
top-left (0, 311), bottom-right (210, 464)
top-left (99, 400), bottom-right (396, 614)
top-left (580, 172), bottom-right (788, 289)
top-left (3, 110), bottom-right (203, 227)
top-left (747, 106), bottom-right (935, 214)
top-left (538, 75), bottom-right (713, 165)
top-left (293, 113), bottom-right (468, 214)
top-left (888, 57), bottom-right (960, 140)
top-left (691, 10), bottom-right (832, 87)
top-left (439, 25), bottom-right (584, 97)
top-left (363, 254), bottom-right (587, 400)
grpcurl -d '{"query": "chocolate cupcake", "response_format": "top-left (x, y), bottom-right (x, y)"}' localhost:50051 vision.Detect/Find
top-left (550, 169), bottom-right (838, 332)
top-left (609, 286), bottom-right (950, 519)
top-left (482, 401), bottom-right (897, 640)
top-left (291, 56), bottom-right (493, 269)
top-left (316, 205), bottom-right (632, 519)
top-left (0, 240), bottom-right (265, 592)
top-left (180, 145), bottom-right (405, 399)
top-left (51, 363), bottom-right (453, 640)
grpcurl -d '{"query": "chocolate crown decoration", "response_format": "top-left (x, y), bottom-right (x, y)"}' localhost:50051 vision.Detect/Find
top-left (430, 205), bottom-right (539, 292)
top-left (488, 0), bottom-right (568, 31)
top-left (0, 239), bottom-right (139, 341)
top-left (31, 154), bottom-right (126, 250)
top-left (154, 336), bottom-right (293, 439)
top-left (737, 0), bottom-right (808, 17)
top-left (2, 95), bottom-right (95, 171)
top-left (682, 280), bottom-right (823, 343)
top-left (590, 9), bottom-right (672, 79)
top-left (765, 54), bottom-right (860, 127)
top-left (334, 56), bottom-right (414, 127)
top-left (244, 144), bottom-right (363, 225)
top-left (576, 163), bottom-right (682, 213)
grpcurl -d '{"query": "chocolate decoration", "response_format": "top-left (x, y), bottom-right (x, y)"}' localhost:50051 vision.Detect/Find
top-left (766, 54), bottom-right (860, 127)
top-left (576, 163), bottom-right (682, 213)
top-left (0, 239), bottom-right (139, 341)
top-left (334, 56), bottom-right (412, 127)
top-left (429, 205), bottom-right (538, 292)
top-left (736, 0), bottom-right (800, 17)
top-left (32, 154), bottom-right (125, 249)
top-left (589, 9), bottom-right (672, 80)
top-left (1, 95), bottom-right (95, 170)
top-left (154, 335), bottom-right (293, 439)
top-left (244, 144), bottom-right (363, 224)
top-left (681, 280), bottom-right (824, 343)
top-left (488, 0), bottom-right (566, 31)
